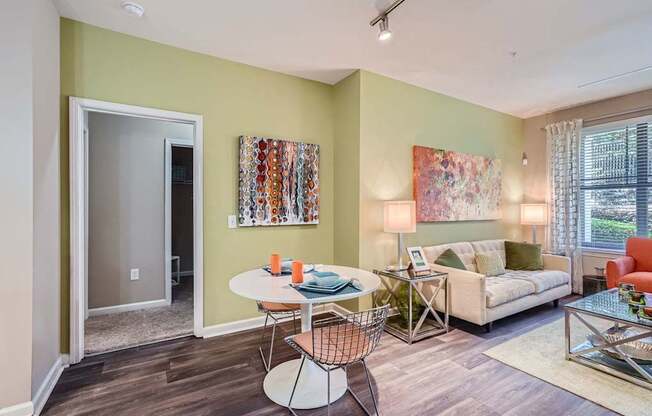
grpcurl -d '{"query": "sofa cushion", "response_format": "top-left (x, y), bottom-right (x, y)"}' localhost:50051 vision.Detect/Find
top-left (485, 276), bottom-right (535, 308)
top-left (435, 249), bottom-right (467, 270)
top-left (471, 239), bottom-right (506, 265)
top-left (626, 237), bottom-right (652, 272)
top-left (505, 241), bottom-right (543, 270)
top-left (501, 270), bottom-right (570, 293)
top-left (619, 272), bottom-right (652, 293)
top-left (475, 252), bottom-right (506, 276)
top-left (424, 242), bottom-right (476, 272)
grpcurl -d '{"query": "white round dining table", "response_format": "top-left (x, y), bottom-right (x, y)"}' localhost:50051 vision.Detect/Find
top-left (229, 265), bottom-right (380, 410)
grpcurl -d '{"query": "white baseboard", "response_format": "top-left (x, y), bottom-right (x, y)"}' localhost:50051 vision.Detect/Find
top-left (201, 302), bottom-right (351, 339)
top-left (0, 402), bottom-right (33, 416)
top-left (32, 354), bottom-right (69, 416)
top-left (88, 299), bottom-right (168, 317)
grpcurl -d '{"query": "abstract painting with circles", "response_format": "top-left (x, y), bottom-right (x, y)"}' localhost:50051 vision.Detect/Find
top-left (239, 136), bottom-right (320, 226)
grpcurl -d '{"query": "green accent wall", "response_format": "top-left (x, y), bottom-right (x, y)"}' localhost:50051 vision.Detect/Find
top-left (59, 19), bottom-right (335, 351)
top-left (357, 70), bottom-right (524, 275)
top-left (332, 72), bottom-right (361, 312)
top-left (59, 19), bottom-right (524, 351)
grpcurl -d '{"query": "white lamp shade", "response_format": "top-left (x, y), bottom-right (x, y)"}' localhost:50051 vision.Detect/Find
top-left (520, 203), bottom-right (548, 225)
top-left (384, 201), bottom-right (416, 233)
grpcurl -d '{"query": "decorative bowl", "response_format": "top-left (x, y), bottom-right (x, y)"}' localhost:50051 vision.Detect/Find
top-left (630, 290), bottom-right (645, 303)
top-left (588, 326), bottom-right (652, 364)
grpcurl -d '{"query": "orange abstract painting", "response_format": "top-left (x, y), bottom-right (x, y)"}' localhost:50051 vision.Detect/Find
top-left (413, 145), bottom-right (502, 222)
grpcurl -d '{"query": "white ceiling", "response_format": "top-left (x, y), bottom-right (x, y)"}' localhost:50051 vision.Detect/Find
top-left (54, 0), bottom-right (652, 118)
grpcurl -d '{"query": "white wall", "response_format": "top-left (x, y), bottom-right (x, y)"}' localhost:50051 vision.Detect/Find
top-left (31, 0), bottom-right (61, 400)
top-left (0, 1), bottom-right (34, 409)
top-left (88, 113), bottom-right (193, 309)
top-left (0, 0), bottom-right (60, 411)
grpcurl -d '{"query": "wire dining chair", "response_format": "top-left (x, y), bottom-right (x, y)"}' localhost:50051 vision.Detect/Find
top-left (257, 301), bottom-right (300, 372)
top-left (284, 304), bottom-right (389, 416)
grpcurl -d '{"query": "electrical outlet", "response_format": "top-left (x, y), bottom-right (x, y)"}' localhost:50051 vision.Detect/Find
top-left (228, 215), bottom-right (238, 229)
top-left (130, 268), bottom-right (140, 281)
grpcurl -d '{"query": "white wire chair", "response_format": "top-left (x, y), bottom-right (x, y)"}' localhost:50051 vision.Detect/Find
top-left (285, 304), bottom-right (389, 416)
top-left (257, 301), bottom-right (300, 372)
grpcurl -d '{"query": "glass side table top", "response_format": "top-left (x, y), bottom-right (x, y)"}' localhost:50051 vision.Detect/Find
top-left (565, 289), bottom-right (651, 327)
top-left (373, 268), bottom-right (447, 282)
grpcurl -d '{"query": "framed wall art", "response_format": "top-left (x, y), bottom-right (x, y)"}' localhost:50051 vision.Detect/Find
top-left (413, 145), bottom-right (502, 222)
top-left (239, 135), bottom-right (319, 226)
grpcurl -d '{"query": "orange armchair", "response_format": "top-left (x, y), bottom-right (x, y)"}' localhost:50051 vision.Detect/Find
top-left (606, 237), bottom-right (652, 293)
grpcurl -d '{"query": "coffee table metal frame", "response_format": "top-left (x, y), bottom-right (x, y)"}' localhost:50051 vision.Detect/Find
top-left (564, 289), bottom-right (652, 390)
top-left (373, 269), bottom-right (449, 344)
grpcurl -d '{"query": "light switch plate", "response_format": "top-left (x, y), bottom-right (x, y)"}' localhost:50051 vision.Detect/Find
top-left (228, 215), bottom-right (238, 229)
top-left (130, 268), bottom-right (140, 281)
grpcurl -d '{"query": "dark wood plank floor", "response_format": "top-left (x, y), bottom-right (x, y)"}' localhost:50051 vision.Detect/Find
top-left (44, 297), bottom-right (618, 416)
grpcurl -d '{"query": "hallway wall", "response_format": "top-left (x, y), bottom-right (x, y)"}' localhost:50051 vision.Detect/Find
top-left (88, 112), bottom-right (193, 309)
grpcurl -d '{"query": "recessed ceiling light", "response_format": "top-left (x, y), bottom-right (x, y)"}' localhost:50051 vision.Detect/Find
top-left (121, 1), bottom-right (145, 18)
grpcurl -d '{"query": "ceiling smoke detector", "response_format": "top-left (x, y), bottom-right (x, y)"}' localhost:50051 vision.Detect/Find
top-left (121, 1), bottom-right (145, 18)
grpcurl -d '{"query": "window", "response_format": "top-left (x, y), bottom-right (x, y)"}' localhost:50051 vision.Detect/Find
top-left (580, 116), bottom-right (652, 250)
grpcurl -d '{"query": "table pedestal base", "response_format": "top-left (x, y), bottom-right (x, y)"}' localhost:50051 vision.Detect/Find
top-left (263, 358), bottom-right (347, 409)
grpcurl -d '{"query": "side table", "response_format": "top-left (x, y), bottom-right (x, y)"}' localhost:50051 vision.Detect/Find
top-left (583, 274), bottom-right (607, 297)
top-left (373, 269), bottom-right (449, 344)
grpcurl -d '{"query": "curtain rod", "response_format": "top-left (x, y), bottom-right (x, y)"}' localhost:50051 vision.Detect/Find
top-left (539, 104), bottom-right (652, 131)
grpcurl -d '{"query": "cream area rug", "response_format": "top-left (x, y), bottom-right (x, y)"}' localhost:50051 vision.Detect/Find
top-left (484, 318), bottom-right (651, 416)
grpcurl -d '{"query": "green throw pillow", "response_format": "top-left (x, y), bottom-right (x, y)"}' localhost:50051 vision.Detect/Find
top-left (505, 241), bottom-right (543, 270)
top-left (435, 248), bottom-right (467, 270)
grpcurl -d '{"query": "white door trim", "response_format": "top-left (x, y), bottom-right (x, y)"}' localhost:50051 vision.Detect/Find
top-left (164, 138), bottom-right (193, 306)
top-left (69, 97), bottom-right (204, 364)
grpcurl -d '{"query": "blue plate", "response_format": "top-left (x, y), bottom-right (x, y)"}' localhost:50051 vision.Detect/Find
top-left (298, 279), bottom-right (350, 294)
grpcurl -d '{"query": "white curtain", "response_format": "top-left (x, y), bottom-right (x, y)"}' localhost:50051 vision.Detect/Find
top-left (545, 119), bottom-right (583, 292)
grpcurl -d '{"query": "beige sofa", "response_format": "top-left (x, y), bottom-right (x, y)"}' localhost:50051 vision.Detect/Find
top-left (422, 239), bottom-right (572, 331)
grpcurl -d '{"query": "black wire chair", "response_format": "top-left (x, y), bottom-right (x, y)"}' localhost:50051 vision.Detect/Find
top-left (257, 301), bottom-right (300, 372)
top-left (285, 305), bottom-right (389, 416)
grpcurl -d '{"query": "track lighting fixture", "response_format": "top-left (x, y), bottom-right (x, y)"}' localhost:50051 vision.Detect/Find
top-left (378, 17), bottom-right (392, 41)
top-left (370, 0), bottom-right (406, 42)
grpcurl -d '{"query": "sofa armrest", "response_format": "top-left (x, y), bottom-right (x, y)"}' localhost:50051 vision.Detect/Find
top-left (428, 264), bottom-right (487, 325)
top-left (542, 254), bottom-right (571, 274)
top-left (606, 256), bottom-right (635, 289)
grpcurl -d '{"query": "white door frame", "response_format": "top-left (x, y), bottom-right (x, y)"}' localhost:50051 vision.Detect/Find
top-left (164, 138), bottom-right (194, 306)
top-left (69, 97), bottom-right (204, 364)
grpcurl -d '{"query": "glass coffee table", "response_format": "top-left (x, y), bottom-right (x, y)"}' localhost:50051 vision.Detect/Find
top-left (564, 289), bottom-right (652, 389)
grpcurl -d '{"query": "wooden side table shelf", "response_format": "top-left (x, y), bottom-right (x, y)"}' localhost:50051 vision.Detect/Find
top-left (373, 269), bottom-right (449, 344)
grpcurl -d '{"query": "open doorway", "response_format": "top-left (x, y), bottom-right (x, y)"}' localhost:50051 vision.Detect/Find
top-left (69, 98), bottom-right (204, 362)
top-left (82, 113), bottom-right (194, 355)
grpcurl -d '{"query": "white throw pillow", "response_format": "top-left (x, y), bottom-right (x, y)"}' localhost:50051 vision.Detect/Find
top-left (475, 252), bottom-right (506, 276)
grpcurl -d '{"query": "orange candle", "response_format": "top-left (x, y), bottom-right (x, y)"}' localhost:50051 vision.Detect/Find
top-left (270, 254), bottom-right (281, 276)
top-left (292, 260), bottom-right (304, 284)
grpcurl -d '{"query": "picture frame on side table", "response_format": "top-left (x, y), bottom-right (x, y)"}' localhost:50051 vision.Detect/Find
top-left (407, 246), bottom-right (430, 273)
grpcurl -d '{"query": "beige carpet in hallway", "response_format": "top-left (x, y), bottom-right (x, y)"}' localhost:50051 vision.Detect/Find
top-left (85, 278), bottom-right (193, 355)
top-left (484, 317), bottom-right (650, 416)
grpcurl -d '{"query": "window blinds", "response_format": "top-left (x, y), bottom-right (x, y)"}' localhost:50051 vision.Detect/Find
top-left (579, 117), bottom-right (652, 249)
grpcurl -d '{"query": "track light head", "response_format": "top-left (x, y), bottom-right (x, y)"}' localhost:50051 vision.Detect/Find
top-left (378, 17), bottom-right (392, 41)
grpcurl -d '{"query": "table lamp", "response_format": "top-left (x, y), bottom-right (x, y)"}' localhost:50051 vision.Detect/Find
top-left (384, 200), bottom-right (416, 271)
top-left (520, 203), bottom-right (547, 244)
